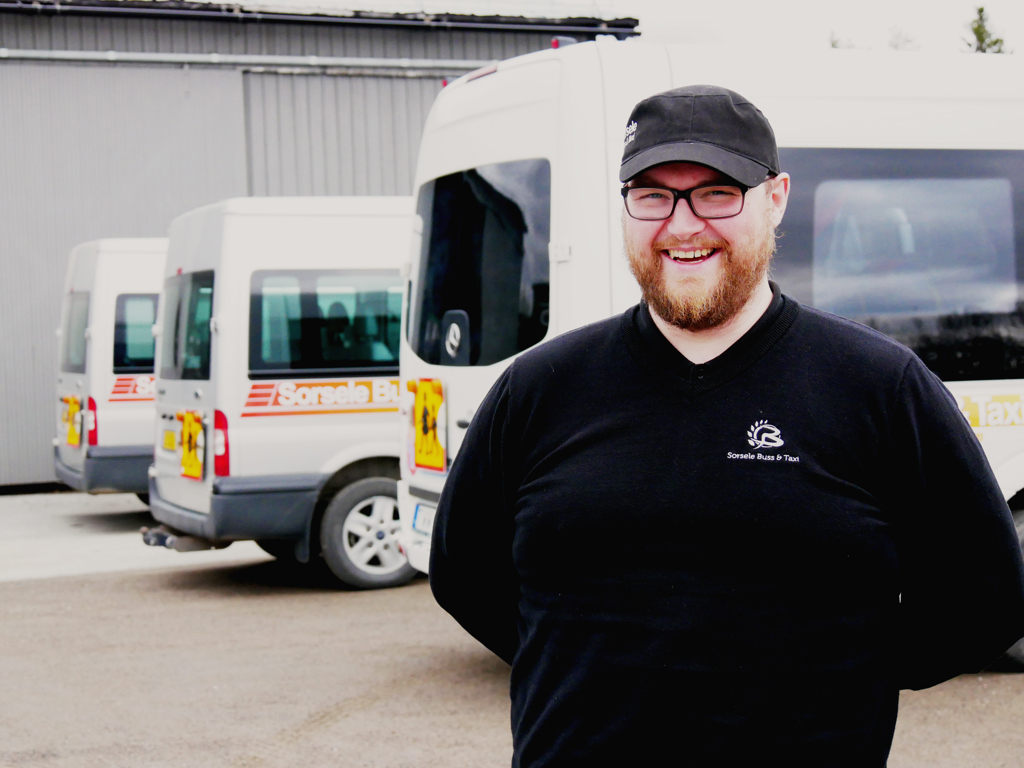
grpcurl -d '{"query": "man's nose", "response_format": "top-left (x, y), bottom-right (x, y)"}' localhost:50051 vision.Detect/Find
top-left (664, 199), bottom-right (708, 239)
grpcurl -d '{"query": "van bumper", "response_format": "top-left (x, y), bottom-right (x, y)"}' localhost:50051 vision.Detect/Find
top-left (54, 445), bottom-right (152, 494)
top-left (397, 480), bottom-right (439, 574)
top-left (148, 473), bottom-right (322, 542)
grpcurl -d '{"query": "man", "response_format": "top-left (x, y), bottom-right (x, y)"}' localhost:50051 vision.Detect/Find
top-left (429, 85), bottom-right (1024, 766)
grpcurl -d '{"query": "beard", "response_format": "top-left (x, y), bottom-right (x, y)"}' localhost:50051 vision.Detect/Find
top-left (625, 210), bottom-right (777, 332)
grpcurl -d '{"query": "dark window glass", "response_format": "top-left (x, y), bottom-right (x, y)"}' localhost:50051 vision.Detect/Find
top-left (409, 158), bottom-right (551, 366)
top-left (159, 271), bottom-right (214, 381)
top-left (113, 293), bottom-right (158, 373)
top-left (776, 149), bottom-right (1024, 382)
top-left (249, 270), bottom-right (402, 378)
top-left (60, 292), bottom-right (90, 374)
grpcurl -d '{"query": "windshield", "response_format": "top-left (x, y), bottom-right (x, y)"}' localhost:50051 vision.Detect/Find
top-left (249, 269), bottom-right (402, 377)
top-left (408, 158), bottom-right (551, 366)
top-left (60, 292), bottom-right (90, 374)
top-left (159, 271), bottom-right (214, 380)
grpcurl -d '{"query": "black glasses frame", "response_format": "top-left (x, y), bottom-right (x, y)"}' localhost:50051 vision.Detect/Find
top-left (621, 181), bottom-right (752, 221)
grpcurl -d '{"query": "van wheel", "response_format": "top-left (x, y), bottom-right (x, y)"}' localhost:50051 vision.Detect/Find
top-left (996, 510), bottom-right (1024, 670)
top-left (319, 478), bottom-right (415, 590)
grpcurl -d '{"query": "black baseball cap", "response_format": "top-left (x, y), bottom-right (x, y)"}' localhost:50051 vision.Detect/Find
top-left (619, 84), bottom-right (780, 187)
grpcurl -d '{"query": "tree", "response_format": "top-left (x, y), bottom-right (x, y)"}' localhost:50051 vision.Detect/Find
top-left (965, 6), bottom-right (1006, 53)
top-left (829, 31), bottom-right (854, 49)
top-left (889, 27), bottom-right (918, 51)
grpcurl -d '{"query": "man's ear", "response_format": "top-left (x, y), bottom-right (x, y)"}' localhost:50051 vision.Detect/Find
top-left (766, 173), bottom-right (791, 228)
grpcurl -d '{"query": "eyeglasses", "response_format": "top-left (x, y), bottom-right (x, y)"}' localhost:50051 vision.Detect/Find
top-left (621, 182), bottom-right (751, 221)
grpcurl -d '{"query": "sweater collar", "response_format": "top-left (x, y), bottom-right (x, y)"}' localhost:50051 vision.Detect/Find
top-left (622, 281), bottom-right (799, 395)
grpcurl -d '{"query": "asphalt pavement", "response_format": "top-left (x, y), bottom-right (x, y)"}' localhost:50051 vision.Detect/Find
top-left (0, 491), bottom-right (1021, 767)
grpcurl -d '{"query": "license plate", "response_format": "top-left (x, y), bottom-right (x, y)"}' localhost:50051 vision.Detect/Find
top-left (62, 396), bottom-right (82, 447)
top-left (412, 379), bottom-right (446, 472)
top-left (178, 410), bottom-right (205, 481)
top-left (412, 503), bottom-right (436, 536)
top-left (162, 429), bottom-right (176, 451)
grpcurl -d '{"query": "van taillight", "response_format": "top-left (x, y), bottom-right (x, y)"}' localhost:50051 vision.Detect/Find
top-left (213, 409), bottom-right (230, 476)
top-left (87, 397), bottom-right (98, 446)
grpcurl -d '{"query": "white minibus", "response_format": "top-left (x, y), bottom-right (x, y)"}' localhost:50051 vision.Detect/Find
top-left (396, 38), bottom-right (1024, 605)
top-left (55, 238), bottom-right (167, 498)
top-left (144, 197), bottom-right (415, 589)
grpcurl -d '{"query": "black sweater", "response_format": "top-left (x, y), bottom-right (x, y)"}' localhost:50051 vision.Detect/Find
top-left (429, 287), bottom-right (1024, 767)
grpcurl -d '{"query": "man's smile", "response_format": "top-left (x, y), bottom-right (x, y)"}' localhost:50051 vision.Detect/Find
top-left (662, 247), bottom-right (720, 265)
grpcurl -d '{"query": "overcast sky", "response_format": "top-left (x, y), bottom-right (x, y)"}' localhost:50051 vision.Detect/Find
top-left (627, 0), bottom-right (1021, 53)
top-left (191, 0), bottom-right (1020, 54)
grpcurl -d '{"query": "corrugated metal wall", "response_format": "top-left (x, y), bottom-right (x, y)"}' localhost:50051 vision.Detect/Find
top-left (0, 12), bottom-right (557, 484)
top-left (0, 12), bottom-right (551, 59)
top-left (0, 61), bottom-right (248, 484)
top-left (246, 73), bottom-right (438, 196)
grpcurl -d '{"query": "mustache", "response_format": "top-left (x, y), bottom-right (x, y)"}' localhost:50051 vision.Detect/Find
top-left (649, 237), bottom-right (729, 253)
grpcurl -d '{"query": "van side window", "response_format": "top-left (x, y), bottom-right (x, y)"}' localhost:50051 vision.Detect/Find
top-left (408, 158), bottom-right (551, 366)
top-left (113, 294), bottom-right (158, 373)
top-left (775, 148), bottom-right (1024, 382)
top-left (812, 179), bottom-right (1014, 318)
top-left (159, 271), bottom-right (214, 381)
top-left (249, 270), bottom-right (402, 378)
top-left (60, 292), bottom-right (90, 374)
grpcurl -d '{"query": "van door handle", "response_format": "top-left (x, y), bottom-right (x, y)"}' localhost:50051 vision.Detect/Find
top-left (157, 388), bottom-right (166, 395)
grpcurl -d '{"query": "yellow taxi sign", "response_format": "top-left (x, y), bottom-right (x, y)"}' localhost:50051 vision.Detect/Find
top-left (177, 410), bottom-right (205, 481)
top-left (412, 378), bottom-right (446, 472)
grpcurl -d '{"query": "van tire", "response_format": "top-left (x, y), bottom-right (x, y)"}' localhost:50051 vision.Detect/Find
top-left (136, 493), bottom-right (150, 506)
top-left (319, 478), bottom-right (415, 590)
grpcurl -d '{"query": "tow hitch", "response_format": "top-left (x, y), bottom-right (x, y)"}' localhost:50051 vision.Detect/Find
top-left (141, 525), bottom-right (230, 552)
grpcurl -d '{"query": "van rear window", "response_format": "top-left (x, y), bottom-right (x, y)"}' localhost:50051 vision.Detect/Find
top-left (249, 270), bottom-right (402, 378)
top-left (408, 158), bottom-right (551, 366)
top-left (159, 271), bottom-right (214, 381)
top-left (776, 148), bottom-right (1024, 382)
top-left (114, 294), bottom-right (158, 373)
top-left (60, 292), bottom-right (90, 374)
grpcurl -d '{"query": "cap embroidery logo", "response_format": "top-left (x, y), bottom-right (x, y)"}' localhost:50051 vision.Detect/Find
top-left (624, 120), bottom-right (637, 146)
top-left (747, 419), bottom-right (784, 449)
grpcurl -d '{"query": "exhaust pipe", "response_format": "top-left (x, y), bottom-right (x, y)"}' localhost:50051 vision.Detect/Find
top-left (141, 525), bottom-right (231, 552)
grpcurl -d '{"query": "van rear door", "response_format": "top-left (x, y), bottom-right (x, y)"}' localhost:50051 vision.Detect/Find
top-left (56, 245), bottom-right (99, 475)
top-left (56, 289), bottom-right (92, 472)
top-left (152, 270), bottom-right (216, 512)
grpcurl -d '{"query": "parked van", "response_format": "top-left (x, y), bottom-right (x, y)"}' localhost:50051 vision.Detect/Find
top-left (55, 238), bottom-right (167, 497)
top-left (396, 39), bottom-right (1024, 578)
top-left (144, 197), bottom-right (415, 589)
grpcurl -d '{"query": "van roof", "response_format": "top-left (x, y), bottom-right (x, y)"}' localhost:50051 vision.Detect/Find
top-left (183, 196), bottom-right (414, 218)
top-left (72, 238), bottom-right (168, 254)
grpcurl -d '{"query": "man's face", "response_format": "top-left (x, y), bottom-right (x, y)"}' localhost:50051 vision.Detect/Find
top-left (623, 162), bottom-right (789, 331)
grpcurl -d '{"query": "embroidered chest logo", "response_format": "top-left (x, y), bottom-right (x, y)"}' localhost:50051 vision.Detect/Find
top-left (728, 419), bottom-right (798, 463)
top-left (747, 419), bottom-right (784, 449)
